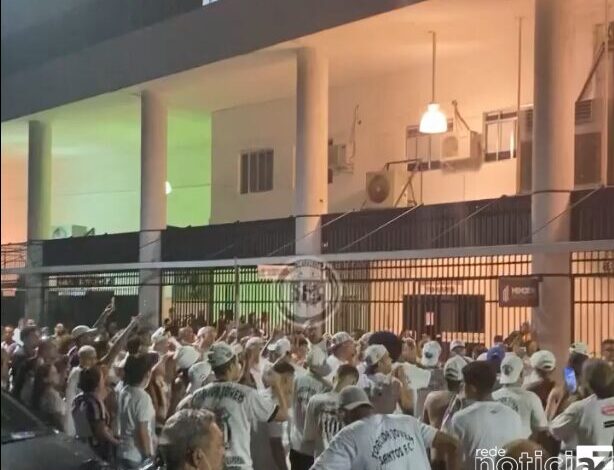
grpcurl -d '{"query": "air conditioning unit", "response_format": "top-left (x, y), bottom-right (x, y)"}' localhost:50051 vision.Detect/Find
top-left (439, 130), bottom-right (481, 163)
top-left (328, 142), bottom-right (352, 171)
top-left (51, 225), bottom-right (92, 239)
top-left (364, 170), bottom-right (409, 208)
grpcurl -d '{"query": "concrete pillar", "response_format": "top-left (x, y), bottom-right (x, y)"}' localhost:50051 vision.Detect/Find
top-left (25, 120), bottom-right (52, 324)
top-left (295, 48), bottom-right (329, 255)
top-left (139, 91), bottom-right (167, 328)
top-left (531, 0), bottom-right (575, 365)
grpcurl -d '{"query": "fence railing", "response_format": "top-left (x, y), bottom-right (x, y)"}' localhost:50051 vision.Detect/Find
top-left (3, 188), bottom-right (613, 268)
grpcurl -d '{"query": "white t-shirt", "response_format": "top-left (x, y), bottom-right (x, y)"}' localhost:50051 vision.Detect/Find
top-left (312, 413), bottom-right (437, 470)
top-left (326, 355), bottom-right (345, 382)
top-left (492, 385), bottom-right (547, 437)
top-left (291, 371), bottom-right (331, 454)
top-left (117, 385), bottom-right (157, 464)
top-left (192, 381), bottom-right (278, 470)
top-left (451, 401), bottom-right (523, 470)
top-left (303, 390), bottom-right (344, 457)
top-left (550, 394), bottom-right (614, 446)
top-left (64, 366), bottom-right (82, 436)
top-left (393, 363), bottom-right (432, 417)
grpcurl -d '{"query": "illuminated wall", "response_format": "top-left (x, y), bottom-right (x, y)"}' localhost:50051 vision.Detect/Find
top-left (0, 108), bottom-right (212, 243)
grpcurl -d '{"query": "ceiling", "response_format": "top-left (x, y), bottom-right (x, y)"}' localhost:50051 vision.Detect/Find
top-left (1, 0), bottom-right (604, 160)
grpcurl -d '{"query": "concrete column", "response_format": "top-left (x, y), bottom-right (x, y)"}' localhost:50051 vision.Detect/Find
top-left (531, 0), bottom-right (575, 365)
top-left (295, 47), bottom-right (329, 255)
top-left (139, 91), bottom-right (167, 328)
top-left (25, 120), bottom-right (52, 324)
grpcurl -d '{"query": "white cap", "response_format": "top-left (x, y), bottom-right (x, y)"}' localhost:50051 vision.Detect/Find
top-left (151, 327), bottom-right (168, 345)
top-left (71, 325), bottom-right (97, 339)
top-left (364, 344), bottom-right (388, 367)
top-left (208, 342), bottom-right (236, 368)
top-left (476, 352), bottom-right (488, 361)
top-left (175, 345), bottom-right (201, 371)
top-left (499, 353), bottom-right (524, 384)
top-left (188, 361), bottom-right (212, 390)
top-left (306, 346), bottom-right (332, 377)
top-left (338, 385), bottom-right (373, 411)
top-left (420, 341), bottom-right (442, 367)
top-left (569, 342), bottom-right (589, 357)
top-left (274, 337), bottom-right (292, 357)
top-left (530, 350), bottom-right (556, 371)
top-left (245, 337), bottom-right (265, 350)
top-left (359, 332), bottom-right (373, 345)
top-left (331, 332), bottom-right (353, 350)
top-left (450, 339), bottom-right (466, 351)
top-left (444, 356), bottom-right (467, 381)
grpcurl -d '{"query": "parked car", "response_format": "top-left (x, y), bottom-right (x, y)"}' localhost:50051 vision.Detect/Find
top-left (1, 390), bottom-right (108, 470)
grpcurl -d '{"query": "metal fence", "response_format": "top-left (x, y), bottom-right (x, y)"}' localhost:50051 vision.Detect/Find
top-left (2, 250), bottom-right (612, 356)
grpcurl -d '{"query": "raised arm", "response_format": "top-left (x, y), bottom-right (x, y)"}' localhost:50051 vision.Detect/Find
top-left (99, 315), bottom-right (142, 366)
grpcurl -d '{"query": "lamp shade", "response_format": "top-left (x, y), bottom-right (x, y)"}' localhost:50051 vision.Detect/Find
top-left (419, 103), bottom-right (448, 134)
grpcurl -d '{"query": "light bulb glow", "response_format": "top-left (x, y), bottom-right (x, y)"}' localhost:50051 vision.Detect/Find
top-left (165, 181), bottom-right (172, 195)
top-left (419, 103), bottom-right (448, 134)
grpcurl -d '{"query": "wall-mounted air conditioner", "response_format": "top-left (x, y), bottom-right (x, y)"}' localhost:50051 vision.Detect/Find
top-left (364, 170), bottom-right (408, 208)
top-left (51, 225), bottom-right (92, 239)
top-left (439, 131), bottom-right (481, 163)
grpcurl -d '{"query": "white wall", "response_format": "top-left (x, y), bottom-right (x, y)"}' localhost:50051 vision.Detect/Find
top-left (209, 1), bottom-right (606, 223)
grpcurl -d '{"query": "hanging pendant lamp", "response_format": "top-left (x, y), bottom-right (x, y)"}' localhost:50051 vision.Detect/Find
top-left (419, 31), bottom-right (448, 134)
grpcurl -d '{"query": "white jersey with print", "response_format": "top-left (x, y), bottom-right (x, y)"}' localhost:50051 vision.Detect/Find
top-left (451, 401), bottom-right (524, 470)
top-left (291, 371), bottom-right (331, 454)
top-left (492, 385), bottom-right (547, 437)
top-left (192, 381), bottom-right (277, 470)
top-left (312, 413), bottom-right (437, 470)
top-left (550, 394), bottom-right (614, 446)
top-left (303, 390), bottom-right (344, 457)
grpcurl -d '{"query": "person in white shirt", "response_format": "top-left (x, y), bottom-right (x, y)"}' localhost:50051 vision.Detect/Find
top-left (451, 361), bottom-right (524, 470)
top-left (449, 339), bottom-right (473, 363)
top-left (326, 332), bottom-right (356, 380)
top-left (312, 385), bottom-right (458, 470)
top-left (550, 359), bottom-right (614, 447)
top-left (492, 353), bottom-right (548, 438)
top-left (289, 346), bottom-right (332, 470)
top-left (304, 321), bottom-right (328, 353)
top-left (117, 354), bottom-right (157, 469)
top-left (65, 345), bottom-right (97, 436)
top-left (362, 344), bottom-right (413, 414)
top-left (251, 361), bottom-right (296, 470)
top-left (190, 342), bottom-right (288, 470)
top-left (240, 337), bottom-right (266, 390)
top-left (303, 364), bottom-right (359, 458)
top-left (415, 340), bottom-right (445, 419)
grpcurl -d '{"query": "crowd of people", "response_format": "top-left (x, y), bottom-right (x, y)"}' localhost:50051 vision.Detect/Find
top-left (1, 305), bottom-right (613, 470)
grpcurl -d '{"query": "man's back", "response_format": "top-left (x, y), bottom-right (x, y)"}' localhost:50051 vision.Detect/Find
top-left (492, 385), bottom-right (547, 437)
top-left (303, 391), bottom-right (342, 457)
top-left (451, 401), bottom-right (523, 470)
top-left (423, 390), bottom-right (455, 428)
top-left (550, 394), bottom-right (614, 446)
top-left (192, 381), bottom-right (277, 470)
top-left (312, 413), bottom-right (437, 470)
top-left (291, 372), bottom-right (330, 454)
